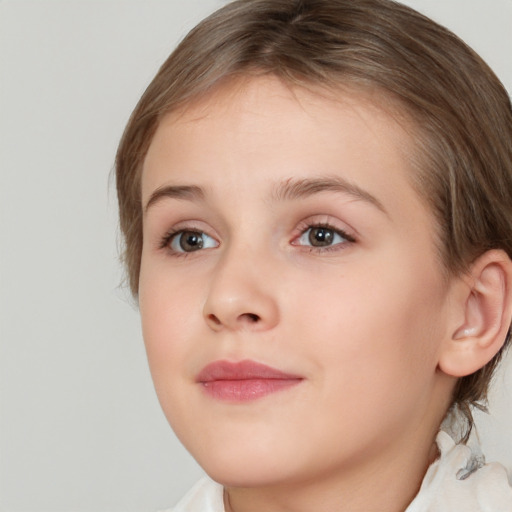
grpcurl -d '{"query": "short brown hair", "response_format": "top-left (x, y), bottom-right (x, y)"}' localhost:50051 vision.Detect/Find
top-left (116, 0), bottom-right (512, 437)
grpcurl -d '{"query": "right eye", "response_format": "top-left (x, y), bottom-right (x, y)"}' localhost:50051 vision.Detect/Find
top-left (168, 230), bottom-right (218, 253)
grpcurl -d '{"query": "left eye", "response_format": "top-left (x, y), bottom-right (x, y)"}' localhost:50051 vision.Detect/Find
top-left (296, 226), bottom-right (349, 247)
top-left (169, 230), bottom-right (218, 253)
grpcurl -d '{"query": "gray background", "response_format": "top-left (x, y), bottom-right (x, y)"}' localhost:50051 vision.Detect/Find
top-left (1, 1), bottom-right (511, 510)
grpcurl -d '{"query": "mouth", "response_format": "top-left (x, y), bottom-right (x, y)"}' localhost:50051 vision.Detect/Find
top-left (195, 360), bottom-right (303, 402)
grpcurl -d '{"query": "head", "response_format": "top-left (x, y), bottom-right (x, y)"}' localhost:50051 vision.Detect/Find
top-left (116, 0), bottom-right (512, 447)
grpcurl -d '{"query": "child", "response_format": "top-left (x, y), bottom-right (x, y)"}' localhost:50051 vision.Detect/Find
top-left (115, 0), bottom-right (512, 510)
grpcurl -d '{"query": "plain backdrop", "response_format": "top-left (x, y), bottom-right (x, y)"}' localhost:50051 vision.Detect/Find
top-left (1, 1), bottom-right (511, 510)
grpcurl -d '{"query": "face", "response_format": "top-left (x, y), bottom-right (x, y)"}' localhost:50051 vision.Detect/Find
top-left (139, 77), bottom-right (455, 488)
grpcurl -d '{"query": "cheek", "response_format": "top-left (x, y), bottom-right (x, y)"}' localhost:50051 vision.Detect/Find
top-left (289, 253), bottom-right (447, 393)
top-left (138, 261), bottom-right (203, 381)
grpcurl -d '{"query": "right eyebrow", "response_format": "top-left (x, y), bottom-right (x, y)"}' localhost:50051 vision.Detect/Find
top-left (144, 184), bottom-right (205, 214)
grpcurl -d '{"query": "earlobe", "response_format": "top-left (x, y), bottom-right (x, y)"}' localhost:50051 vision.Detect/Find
top-left (439, 250), bottom-right (512, 378)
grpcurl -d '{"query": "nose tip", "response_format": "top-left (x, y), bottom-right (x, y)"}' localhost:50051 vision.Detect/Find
top-left (202, 262), bottom-right (279, 332)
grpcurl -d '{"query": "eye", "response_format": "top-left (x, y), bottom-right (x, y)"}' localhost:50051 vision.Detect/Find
top-left (168, 230), bottom-right (218, 253)
top-left (295, 225), bottom-right (353, 248)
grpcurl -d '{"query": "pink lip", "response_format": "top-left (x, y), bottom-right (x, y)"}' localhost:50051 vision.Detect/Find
top-left (196, 360), bottom-right (303, 402)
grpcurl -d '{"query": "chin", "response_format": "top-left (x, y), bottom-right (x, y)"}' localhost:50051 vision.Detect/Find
top-left (205, 466), bottom-right (293, 489)
top-left (192, 445), bottom-right (300, 489)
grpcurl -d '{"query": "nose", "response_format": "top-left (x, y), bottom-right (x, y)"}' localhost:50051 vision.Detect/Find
top-left (202, 248), bottom-right (280, 332)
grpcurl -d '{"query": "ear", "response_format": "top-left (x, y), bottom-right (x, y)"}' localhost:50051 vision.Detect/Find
top-left (438, 250), bottom-right (512, 378)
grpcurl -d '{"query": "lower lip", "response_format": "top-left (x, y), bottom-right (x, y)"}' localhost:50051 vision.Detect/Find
top-left (200, 378), bottom-right (302, 402)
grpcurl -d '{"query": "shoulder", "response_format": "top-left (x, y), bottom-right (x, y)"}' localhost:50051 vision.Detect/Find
top-left (407, 431), bottom-right (512, 512)
top-left (159, 477), bottom-right (225, 512)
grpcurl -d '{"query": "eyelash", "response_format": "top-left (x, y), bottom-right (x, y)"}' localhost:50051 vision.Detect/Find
top-left (159, 222), bottom-right (356, 256)
top-left (158, 228), bottom-right (216, 256)
top-left (293, 222), bottom-right (356, 253)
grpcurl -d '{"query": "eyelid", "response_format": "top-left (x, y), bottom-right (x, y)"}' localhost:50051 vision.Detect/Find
top-left (292, 216), bottom-right (356, 241)
top-left (157, 221), bottom-right (220, 252)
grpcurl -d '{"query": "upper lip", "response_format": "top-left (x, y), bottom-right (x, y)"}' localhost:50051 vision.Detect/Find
top-left (196, 360), bottom-right (303, 382)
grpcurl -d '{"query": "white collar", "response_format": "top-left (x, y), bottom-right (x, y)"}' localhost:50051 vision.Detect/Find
top-left (406, 430), bottom-right (512, 511)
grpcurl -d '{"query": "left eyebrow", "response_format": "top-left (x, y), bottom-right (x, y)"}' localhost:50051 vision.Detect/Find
top-left (271, 176), bottom-right (388, 216)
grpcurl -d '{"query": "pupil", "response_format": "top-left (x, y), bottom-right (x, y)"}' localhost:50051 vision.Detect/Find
top-left (180, 231), bottom-right (204, 251)
top-left (309, 227), bottom-right (333, 247)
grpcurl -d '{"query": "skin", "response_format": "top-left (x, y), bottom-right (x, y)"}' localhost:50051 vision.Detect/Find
top-left (139, 76), bottom-right (461, 512)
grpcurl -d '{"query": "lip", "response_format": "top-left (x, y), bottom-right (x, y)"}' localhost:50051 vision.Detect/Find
top-left (196, 360), bottom-right (303, 402)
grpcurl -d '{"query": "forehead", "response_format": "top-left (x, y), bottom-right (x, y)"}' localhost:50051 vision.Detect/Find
top-left (153, 75), bottom-right (411, 141)
top-left (142, 75), bottom-right (418, 202)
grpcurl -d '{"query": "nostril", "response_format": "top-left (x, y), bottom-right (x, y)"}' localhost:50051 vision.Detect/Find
top-left (243, 313), bottom-right (260, 323)
top-left (207, 314), bottom-right (222, 326)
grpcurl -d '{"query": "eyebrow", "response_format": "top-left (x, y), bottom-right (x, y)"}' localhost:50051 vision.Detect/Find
top-left (271, 176), bottom-right (388, 215)
top-left (144, 184), bottom-right (205, 213)
top-left (144, 176), bottom-right (387, 216)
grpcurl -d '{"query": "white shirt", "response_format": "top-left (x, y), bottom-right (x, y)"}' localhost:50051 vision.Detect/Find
top-left (166, 431), bottom-right (512, 511)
